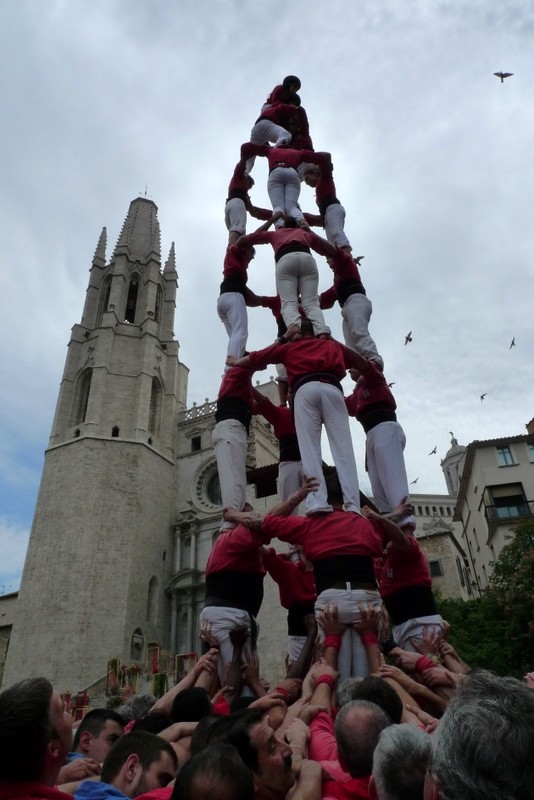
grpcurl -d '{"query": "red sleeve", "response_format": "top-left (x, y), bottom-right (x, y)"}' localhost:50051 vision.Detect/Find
top-left (240, 142), bottom-right (269, 159)
top-left (261, 514), bottom-right (309, 546)
top-left (247, 341), bottom-right (290, 371)
top-left (309, 711), bottom-right (338, 762)
top-left (320, 286), bottom-right (337, 309)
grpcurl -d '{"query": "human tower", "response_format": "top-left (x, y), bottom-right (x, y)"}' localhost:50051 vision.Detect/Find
top-left (200, 76), bottom-right (443, 687)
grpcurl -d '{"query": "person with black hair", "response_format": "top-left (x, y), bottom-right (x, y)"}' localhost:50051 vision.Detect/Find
top-left (172, 743), bottom-right (254, 800)
top-left (74, 732), bottom-right (176, 800)
top-left (0, 677), bottom-right (73, 800)
top-left (69, 709), bottom-right (125, 764)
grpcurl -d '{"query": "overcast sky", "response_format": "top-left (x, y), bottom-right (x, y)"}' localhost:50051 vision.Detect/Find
top-left (1, 0), bottom-right (533, 593)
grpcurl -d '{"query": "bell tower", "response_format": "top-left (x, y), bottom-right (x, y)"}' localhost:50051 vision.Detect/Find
top-left (3, 198), bottom-right (189, 690)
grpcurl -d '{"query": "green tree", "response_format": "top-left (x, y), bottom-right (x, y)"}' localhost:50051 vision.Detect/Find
top-left (437, 520), bottom-right (534, 678)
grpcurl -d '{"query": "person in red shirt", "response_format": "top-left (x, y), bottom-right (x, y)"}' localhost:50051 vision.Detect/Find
top-left (261, 546), bottom-right (316, 666)
top-left (0, 677), bottom-right (74, 800)
top-left (345, 352), bottom-right (414, 529)
top-left (320, 248), bottom-right (383, 368)
top-left (237, 223), bottom-right (333, 337)
top-left (212, 365), bottom-right (255, 530)
top-left (300, 153), bottom-right (351, 250)
top-left (218, 215), bottom-right (278, 368)
top-left (225, 155), bottom-right (272, 245)
top-left (252, 388), bottom-right (304, 505)
top-left (368, 505), bottom-right (444, 651)
top-left (241, 143), bottom-right (326, 228)
top-left (226, 471), bottom-right (409, 680)
top-left (229, 324), bottom-right (362, 516)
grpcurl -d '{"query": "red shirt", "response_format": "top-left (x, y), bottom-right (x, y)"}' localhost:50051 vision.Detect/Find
top-left (240, 226), bottom-right (332, 261)
top-left (0, 784), bottom-right (73, 800)
top-left (260, 510), bottom-right (386, 562)
top-left (253, 396), bottom-right (296, 439)
top-left (262, 548), bottom-right (316, 607)
top-left (345, 362), bottom-right (396, 419)
top-left (240, 144), bottom-right (323, 173)
top-left (247, 338), bottom-right (359, 390)
top-left (217, 366), bottom-right (254, 407)
top-left (222, 244), bottom-right (250, 282)
top-left (378, 537), bottom-right (432, 598)
top-left (205, 525), bottom-right (266, 576)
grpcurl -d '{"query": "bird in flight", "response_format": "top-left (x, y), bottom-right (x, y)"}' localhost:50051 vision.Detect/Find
top-left (509, 337), bottom-right (516, 349)
top-left (480, 393), bottom-right (488, 402)
top-left (410, 477), bottom-right (419, 485)
top-left (494, 71), bottom-right (513, 83)
top-left (353, 255), bottom-right (364, 265)
top-left (428, 446), bottom-right (437, 455)
top-left (404, 331), bottom-right (413, 345)
top-left (388, 381), bottom-right (396, 388)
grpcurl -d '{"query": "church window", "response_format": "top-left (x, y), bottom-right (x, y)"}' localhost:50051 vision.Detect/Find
top-left (191, 436), bottom-right (201, 452)
top-left (112, 426), bottom-right (120, 437)
top-left (155, 285), bottom-right (163, 323)
top-left (147, 576), bottom-right (159, 624)
top-left (180, 536), bottom-right (192, 570)
top-left (528, 443), bottom-right (534, 463)
top-left (97, 276), bottom-right (112, 325)
top-left (148, 378), bottom-right (162, 435)
top-left (74, 368), bottom-right (92, 425)
top-left (206, 473), bottom-right (222, 506)
top-left (130, 628), bottom-right (144, 661)
top-left (125, 274), bottom-right (140, 323)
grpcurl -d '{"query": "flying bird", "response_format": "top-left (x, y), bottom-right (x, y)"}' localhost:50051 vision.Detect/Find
top-left (494, 71), bottom-right (513, 83)
top-left (388, 381), bottom-right (396, 388)
top-left (410, 477), bottom-right (419, 485)
top-left (428, 446), bottom-right (437, 455)
top-left (353, 255), bottom-right (364, 265)
top-left (480, 393), bottom-right (488, 402)
top-left (404, 331), bottom-right (413, 345)
top-left (509, 337), bottom-right (516, 349)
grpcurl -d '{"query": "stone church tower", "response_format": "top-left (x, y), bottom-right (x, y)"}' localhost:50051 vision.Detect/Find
top-left (3, 198), bottom-right (188, 690)
top-left (3, 197), bottom-right (282, 692)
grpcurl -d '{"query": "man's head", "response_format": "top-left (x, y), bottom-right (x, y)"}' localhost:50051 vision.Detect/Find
top-left (335, 700), bottom-right (392, 778)
top-left (425, 670), bottom-right (534, 800)
top-left (303, 166), bottom-right (322, 187)
top-left (351, 677), bottom-right (403, 725)
top-left (370, 724), bottom-right (431, 800)
top-left (0, 677), bottom-right (72, 785)
top-left (218, 708), bottom-right (295, 798)
top-left (101, 731), bottom-right (177, 797)
top-left (172, 743), bottom-right (254, 800)
top-left (282, 75), bottom-right (301, 93)
top-left (72, 708), bottom-right (125, 762)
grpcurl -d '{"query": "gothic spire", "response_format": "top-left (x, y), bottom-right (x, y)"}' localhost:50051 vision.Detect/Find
top-left (92, 227), bottom-right (107, 268)
top-left (113, 197), bottom-right (161, 263)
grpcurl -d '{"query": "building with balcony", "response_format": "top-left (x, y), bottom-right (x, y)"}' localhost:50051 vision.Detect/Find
top-left (454, 420), bottom-right (534, 591)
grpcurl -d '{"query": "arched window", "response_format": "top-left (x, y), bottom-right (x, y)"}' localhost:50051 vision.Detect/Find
top-left (74, 368), bottom-right (92, 425)
top-left (130, 628), bottom-right (144, 661)
top-left (147, 576), bottom-right (159, 624)
top-left (206, 472), bottom-right (222, 506)
top-left (97, 276), bottom-right (112, 326)
top-left (155, 285), bottom-right (163, 323)
top-left (180, 536), bottom-right (191, 571)
top-left (148, 378), bottom-right (162, 436)
top-left (125, 274), bottom-right (140, 323)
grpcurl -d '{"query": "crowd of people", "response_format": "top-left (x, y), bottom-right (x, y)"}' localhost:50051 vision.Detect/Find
top-left (1, 77), bottom-right (533, 800)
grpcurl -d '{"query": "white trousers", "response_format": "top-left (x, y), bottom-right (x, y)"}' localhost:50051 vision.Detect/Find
top-left (287, 634), bottom-right (307, 666)
top-left (217, 292), bottom-right (248, 368)
top-left (341, 293), bottom-right (383, 368)
top-left (212, 419), bottom-right (247, 527)
top-left (246, 121), bottom-right (292, 174)
top-left (315, 587), bottom-right (382, 680)
top-left (268, 167), bottom-right (303, 225)
top-left (225, 198), bottom-right (247, 235)
top-left (294, 382), bottom-right (360, 514)
top-left (276, 251), bottom-right (330, 335)
top-left (393, 615), bottom-right (444, 651)
top-left (324, 203), bottom-right (351, 249)
top-left (278, 460), bottom-right (305, 515)
top-left (366, 421), bottom-right (415, 527)
top-left (200, 606), bottom-right (257, 696)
